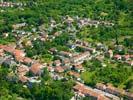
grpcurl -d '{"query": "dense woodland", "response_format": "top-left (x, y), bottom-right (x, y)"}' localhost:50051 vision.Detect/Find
top-left (0, 0), bottom-right (133, 100)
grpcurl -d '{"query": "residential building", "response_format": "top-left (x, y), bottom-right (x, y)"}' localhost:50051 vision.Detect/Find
top-left (73, 82), bottom-right (110, 100)
top-left (30, 63), bottom-right (44, 75)
top-left (55, 66), bottom-right (64, 73)
top-left (17, 64), bottom-right (29, 76)
top-left (71, 52), bottom-right (90, 64)
top-left (113, 54), bottom-right (121, 60)
top-left (58, 51), bottom-right (73, 58)
top-left (72, 64), bottom-right (84, 73)
top-left (53, 60), bottom-right (61, 66)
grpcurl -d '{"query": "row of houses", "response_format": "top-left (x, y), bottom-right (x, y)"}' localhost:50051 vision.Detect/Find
top-left (0, 44), bottom-right (45, 83)
top-left (96, 83), bottom-right (133, 100)
top-left (73, 82), bottom-right (110, 100)
top-left (62, 15), bottom-right (114, 28)
top-left (0, 2), bottom-right (26, 7)
top-left (113, 54), bottom-right (133, 66)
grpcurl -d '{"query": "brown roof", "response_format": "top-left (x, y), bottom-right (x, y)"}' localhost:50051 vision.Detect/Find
top-left (15, 56), bottom-right (24, 62)
top-left (13, 49), bottom-right (25, 57)
top-left (68, 71), bottom-right (80, 78)
top-left (55, 66), bottom-right (64, 73)
top-left (96, 83), bottom-right (106, 89)
top-left (17, 65), bottom-right (29, 75)
top-left (63, 58), bottom-right (70, 64)
top-left (0, 45), bottom-right (15, 53)
top-left (30, 63), bottom-right (43, 74)
top-left (74, 64), bottom-right (83, 70)
top-left (19, 75), bottom-right (29, 83)
top-left (113, 54), bottom-right (121, 59)
top-left (23, 57), bottom-right (33, 64)
top-left (73, 52), bottom-right (89, 59)
top-left (73, 83), bottom-right (109, 100)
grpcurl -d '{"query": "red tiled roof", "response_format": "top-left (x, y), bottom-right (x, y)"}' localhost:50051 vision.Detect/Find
top-left (74, 64), bottom-right (83, 69)
top-left (0, 45), bottom-right (15, 53)
top-left (13, 49), bottom-right (25, 57)
top-left (17, 65), bottom-right (29, 75)
top-left (68, 71), bottom-right (80, 78)
top-left (19, 75), bottom-right (29, 83)
top-left (73, 83), bottom-right (109, 100)
top-left (123, 54), bottom-right (130, 59)
top-left (15, 56), bottom-right (24, 62)
top-left (30, 63), bottom-right (43, 74)
top-left (23, 57), bottom-right (32, 64)
top-left (114, 54), bottom-right (121, 59)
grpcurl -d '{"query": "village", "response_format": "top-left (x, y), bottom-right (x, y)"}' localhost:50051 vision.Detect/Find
top-left (0, 0), bottom-right (133, 99)
top-left (0, 12), bottom-right (132, 100)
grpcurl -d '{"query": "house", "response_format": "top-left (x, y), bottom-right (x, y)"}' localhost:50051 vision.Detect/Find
top-left (12, 23), bottom-right (27, 30)
top-left (88, 20), bottom-right (100, 28)
top-left (53, 60), bottom-right (61, 66)
top-left (23, 57), bottom-right (33, 66)
top-left (0, 49), bottom-right (4, 57)
top-left (13, 49), bottom-right (25, 57)
top-left (47, 66), bottom-right (54, 72)
top-left (53, 32), bottom-right (60, 37)
top-left (73, 82), bottom-right (110, 100)
top-left (113, 54), bottom-right (121, 60)
top-left (62, 66), bottom-right (71, 71)
top-left (51, 73), bottom-right (64, 80)
top-left (105, 50), bottom-right (113, 58)
top-left (95, 55), bottom-right (105, 62)
top-left (54, 66), bottom-right (64, 73)
top-left (93, 89), bottom-right (120, 100)
top-left (65, 16), bottom-right (74, 24)
top-left (122, 55), bottom-right (130, 61)
top-left (49, 48), bottom-right (57, 54)
top-left (68, 71), bottom-right (80, 79)
top-left (0, 2), bottom-right (14, 7)
top-left (125, 61), bottom-right (133, 66)
top-left (115, 45), bottom-right (124, 52)
top-left (75, 40), bottom-right (89, 46)
top-left (96, 83), bottom-right (133, 99)
top-left (72, 64), bottom-right (84, 73)
top-left (96, 83), bottom-right (107, 91)
top-left (76, 45), bottom-right (95, 53)
top-left (106, 84), bottom-right (125, 96)
top-left (19, 75), bottom-right (29, 83)
top-left (30, 63), bottom-right (44, 75)
top-left (72, 52), bottom-right (90, 64)
top-left (96, 43), bottom-right (107, 51)
top-left (0, 45), bottom-right (15, 53)
top-left (62, 58), bottom-right (71, 66)
top-left (58, 51), bottom-right (73, 58)
top-left (17, 65), bottom-right (29, 76)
